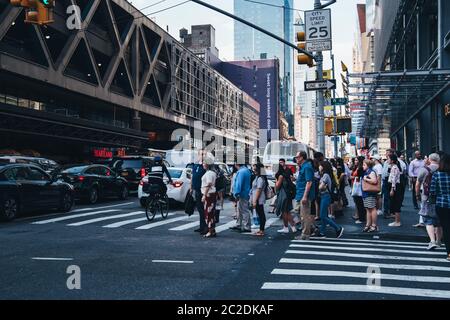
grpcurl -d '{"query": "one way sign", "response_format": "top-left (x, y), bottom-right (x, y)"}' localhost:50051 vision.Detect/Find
top-left (304, 79), bottom-right (336, 91)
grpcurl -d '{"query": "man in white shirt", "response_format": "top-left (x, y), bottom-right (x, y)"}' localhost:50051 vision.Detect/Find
top-left (409, 151), bottom-right (425, 210)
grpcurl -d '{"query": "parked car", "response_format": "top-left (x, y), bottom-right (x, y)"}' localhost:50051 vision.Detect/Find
top-left (0, 156), bottom-right (59, 174)
top-left (0, 163), bottom-right (74, 221)
top-left (138, 167), bottom-right (192, 207)
top-left (58, 165), bottom-right (129, 204)
top-left (109, 156), bottom-right (171, 193)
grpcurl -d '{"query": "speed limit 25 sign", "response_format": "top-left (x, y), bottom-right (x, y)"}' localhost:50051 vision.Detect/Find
top-left (305, 9), bottom-right (332, 52)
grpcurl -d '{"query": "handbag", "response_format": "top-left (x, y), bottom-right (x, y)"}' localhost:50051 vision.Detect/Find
top-left (362, 175), bottom-right (381, 193)
top-left (351, 179), bottom-right (362, 197)
top-left (184, 191), bottom-right (195, 216)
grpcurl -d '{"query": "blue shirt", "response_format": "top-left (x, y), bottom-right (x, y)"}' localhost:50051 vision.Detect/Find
top-left (296, 161), bottom-right (315, 201)
top-left (192, 164), bottom-right (206, 191)
top-left (233, 167), bottom-right (251, 200)
top-left (430, 171), bottom-right (450, 208)
top-left (361, 168), bottom-right (377, 198)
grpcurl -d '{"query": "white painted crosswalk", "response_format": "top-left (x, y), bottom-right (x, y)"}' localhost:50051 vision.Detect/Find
top-left (30, 205), bottom-right (283, 235)
top-left (262, 238), bottom-right (450, 299)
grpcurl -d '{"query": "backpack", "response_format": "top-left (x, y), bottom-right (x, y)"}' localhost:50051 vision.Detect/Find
top-left (285, 178), bottom-right (297, 200)
top-left (263, 178), bottom-right (275, 199)
top-left (215, 170), bottom-right (226, 191)
top-left (422, 166), bottom-right (433, 196)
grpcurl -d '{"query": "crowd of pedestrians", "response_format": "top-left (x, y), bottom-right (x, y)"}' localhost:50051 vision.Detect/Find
top-left (187, 148), bottom-right (450, 262)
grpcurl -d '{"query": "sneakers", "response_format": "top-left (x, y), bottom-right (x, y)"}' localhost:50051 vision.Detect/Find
top-left (277, 227), bottom-right (290, 234)
top-left (388, 222), bottom-right (402, 227)
top-left (355, 220), bottom-right (363, 224)
top-left (289, 225), bottom-right (298, 233)
top-left (413, 223), bottom-right (425, 228)
top-left (251, 224), bottom-right (259, 229)
top-left (377, 210), bottom-right (383, 216)
top-left (427, 242), bottom-right (438, 251)
top-left (336, 227), bottom-right (344, 239)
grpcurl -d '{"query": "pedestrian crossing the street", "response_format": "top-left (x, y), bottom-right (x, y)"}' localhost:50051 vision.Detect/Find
top-left (261, 237), bottom-right (450, 299)
top-left (29, 204), bottom-right (284, 235)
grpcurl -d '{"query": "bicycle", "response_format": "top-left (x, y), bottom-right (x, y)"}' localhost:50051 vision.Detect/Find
top-left (144, 185), bottom-right (169, 221)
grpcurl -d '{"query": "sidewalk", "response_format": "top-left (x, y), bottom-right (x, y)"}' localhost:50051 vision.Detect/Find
top-left (335, 189), bottom-right (430, 242)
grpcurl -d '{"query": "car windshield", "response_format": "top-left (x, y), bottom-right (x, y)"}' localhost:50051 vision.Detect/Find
top-left (167, 169), bottom-right (183, 179)
top-left (61, 166), bottom-right (87, 174)
top-left (115, 159), bottom-right (143, 169)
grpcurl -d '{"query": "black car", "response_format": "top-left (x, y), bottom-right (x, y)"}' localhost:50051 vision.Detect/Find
top-left (109, 156), bottom-right (170, 192)
top-left (0, 164), bottom-right (74, 222)
top-left (59, 165), bottom-right (129, 204)
top-left (0, 156), bottom-right (60, 174)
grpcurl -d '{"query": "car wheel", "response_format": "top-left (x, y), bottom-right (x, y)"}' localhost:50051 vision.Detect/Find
top-left (140, 198), bottom-right (147, 208)
top-left (88, 187), bottom-right (99, 204)
top-left (119, 185), bottom-right (128, 200)
top-left (0, 196), bottom-right (19, 222)
top-left (59, 192), bottom-right (74, 212)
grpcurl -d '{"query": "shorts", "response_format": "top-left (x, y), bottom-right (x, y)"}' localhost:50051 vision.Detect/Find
top-left (363, 196), bottom-right (377, 209)
top-left (423, 215), bottom-right (441, 227)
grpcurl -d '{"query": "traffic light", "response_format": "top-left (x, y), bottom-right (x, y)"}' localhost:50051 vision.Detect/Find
top-left (10, 0), bottom-right (54, 25)
top-left (297, 32), bottom-right (313, 67)
top-left (336, 117), bottom-right (352, 134)
top-left (324, 117), bottom-right (334, 136)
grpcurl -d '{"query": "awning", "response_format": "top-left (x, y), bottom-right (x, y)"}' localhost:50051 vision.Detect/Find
top-left (348, 69), bottom-right (450, 138)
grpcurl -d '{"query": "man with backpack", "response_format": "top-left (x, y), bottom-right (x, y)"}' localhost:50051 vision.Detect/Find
top-left (294, 151), bottom-right (316, 240)
top-left (416, 153), bottom-right (443, 250)
top-left (229, 163), bottom-right (252, 233)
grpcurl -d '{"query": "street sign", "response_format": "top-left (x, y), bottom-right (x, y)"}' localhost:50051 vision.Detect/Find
top-left (304, 79), bottom-right (336, 91)
top-left (305, 9), bottom-right (332, 52)
top-left (331, 98), bottom-right (348, 105)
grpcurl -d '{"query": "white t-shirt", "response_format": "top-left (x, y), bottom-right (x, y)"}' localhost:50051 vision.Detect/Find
top-left (201, 170), bottom-right (216, 195)
top-left (373, 163), bottom-right (383, 176)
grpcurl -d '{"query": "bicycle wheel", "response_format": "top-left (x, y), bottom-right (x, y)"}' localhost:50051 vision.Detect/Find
top-left (145, 198), bottom-right (157, 221)
top-left (160, 195), bottom-right (169, 219)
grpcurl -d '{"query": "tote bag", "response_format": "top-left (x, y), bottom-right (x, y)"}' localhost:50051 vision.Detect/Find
top-left (351, 179), bottom-right (362, 197)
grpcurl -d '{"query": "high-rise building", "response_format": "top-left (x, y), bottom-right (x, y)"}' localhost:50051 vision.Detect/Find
top-left (234, 0), bottom-right (294, 132)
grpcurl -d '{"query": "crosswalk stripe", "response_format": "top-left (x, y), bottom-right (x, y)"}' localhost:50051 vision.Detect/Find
top-left (293, 239), bottom-right (444, 251)
top-left (308, 237), bottom-right (428, 246)
top-left (67, 211), bottom-right (144, 226)
top-left (215, 221), bottom-right (238, 233)
top-left (289, 243), bottom-right (443, 256)
top-left (31, 209), bottom-right (119, 225)
top-left (71, 202), bottom-right (134, 213)
top-left (170, 221), bottom-right (199, 231)
top-left (280, 258), bottom-right (450, 272)
top-left (261, 282), bottom-right (450, 299)
top-left (135, 216), bottom-right (188, 230)
top-left (102, 213), bottom-right (177, 228)
top-left (285, 250), bottom-right (446, 263)
top-left (271, 268), bottom-right (450, 283)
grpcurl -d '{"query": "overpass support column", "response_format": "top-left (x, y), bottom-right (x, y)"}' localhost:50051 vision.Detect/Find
top-left (132, 111), bottom-right (141, 131)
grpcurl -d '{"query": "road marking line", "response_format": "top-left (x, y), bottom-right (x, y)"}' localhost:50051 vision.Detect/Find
top-left (71, 202), bottom-right (134, 212)
top-left (152, 260), bottom-right (194, 264)
top-left (170, 221), bottom-right (199, 231)
top-left (215, 221), bottom-right (239, 233)
top-left (67, 211), bottom-right (144, 226)
top-left (289, 244), bottom-right (444, 256)
top-left (271, 268), bottom-right (450, 283)
top-left (285, 250), bottom-right (446, 263)
top-left (32, 257), bottom-right (74, 261)
top-left (304, 238), bottom-right (428, 246)
top-left (261, 282), bottom-right (450, 299)
top-left (279, 258), bottom-right (450, 272)
top-left (135, 216), bottom-right (187, 230)
top-left (102, 213), bottom-right (177, 228)
top-left (31, 209), bottom-right (119, 224)
top-left (293, 239), bottom-right (444, 251)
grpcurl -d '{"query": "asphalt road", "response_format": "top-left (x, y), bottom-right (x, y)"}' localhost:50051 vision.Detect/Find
top-left (0, 197), bottom-right (449, 300)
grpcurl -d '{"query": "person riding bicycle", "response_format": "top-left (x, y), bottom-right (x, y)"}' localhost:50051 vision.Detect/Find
top-left (146, 155), bottom-right (173, 197)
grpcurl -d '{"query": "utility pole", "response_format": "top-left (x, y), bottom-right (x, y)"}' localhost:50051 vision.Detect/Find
top-left (331, 52), bottom-right (338, 157)
top-left (315, 0), bottom-right (326, 154)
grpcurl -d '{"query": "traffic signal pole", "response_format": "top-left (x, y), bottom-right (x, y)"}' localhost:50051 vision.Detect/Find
top-left (315, 0), bottom-right (326, 154)
top-left (331, 52), bottom-right (338, 157)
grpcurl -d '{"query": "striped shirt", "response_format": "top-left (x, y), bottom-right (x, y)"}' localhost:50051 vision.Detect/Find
top-left (430, 171), bottom-right (450, 208)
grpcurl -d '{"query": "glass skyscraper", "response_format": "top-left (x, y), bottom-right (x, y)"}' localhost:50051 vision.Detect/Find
top-left (234, 0), bottom-right (294, 127)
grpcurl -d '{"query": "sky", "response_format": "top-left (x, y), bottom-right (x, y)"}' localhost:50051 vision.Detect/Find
top-left (130, 0), bottom-right (362, 94)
